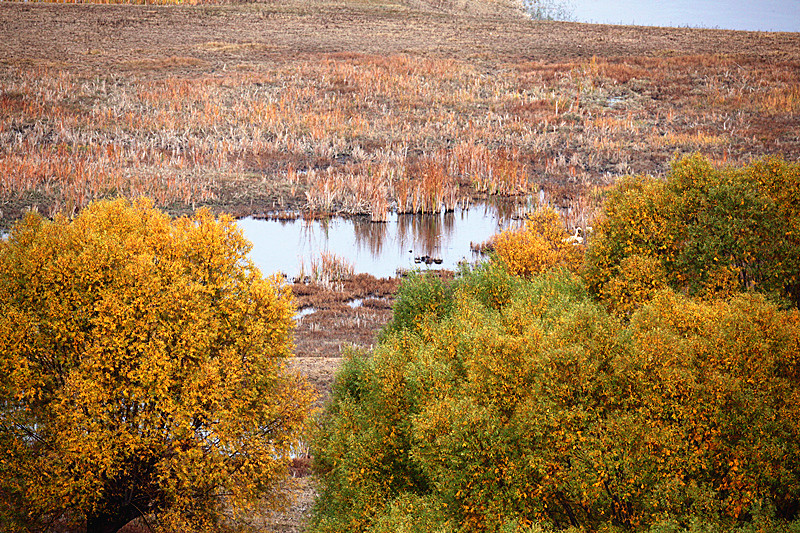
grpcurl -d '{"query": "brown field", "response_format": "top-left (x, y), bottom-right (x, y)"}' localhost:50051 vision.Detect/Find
top-left (2, 1), bottom-right (799, 530)
top-left (2, 0), bottom-right (799, 225)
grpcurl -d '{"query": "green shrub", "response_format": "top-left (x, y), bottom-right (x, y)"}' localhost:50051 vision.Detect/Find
top-left (311, 345), bottom-right (431, 533)
top-left (366, 493), bottom-right (452, 533)
top-left (584, 155), bottom-right (800, 314)
top-left (383, 271), bottom-right (456, 336)
top-left (311, 266), bottom-right (800, 533)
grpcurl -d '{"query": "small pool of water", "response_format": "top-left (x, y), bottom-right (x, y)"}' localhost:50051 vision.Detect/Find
top-left (347, 299), bottom-right (364, 309)
top-left (237, 204), bottom-right (522, 279)
top-left (294, 307), bottom-right (317, 321)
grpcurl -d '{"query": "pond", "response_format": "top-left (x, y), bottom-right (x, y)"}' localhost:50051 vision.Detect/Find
top-left (237, 204), bottom-right (523, 279)
top-left (562, 0), bottom-right (800, 32)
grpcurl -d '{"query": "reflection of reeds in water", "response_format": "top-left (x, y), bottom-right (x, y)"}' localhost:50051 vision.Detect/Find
top-left (353, 218), bottom-right (389, 257)
top-left (396, 213), bottom-right (445, 258)
top-left (441, 210), bottom-right (455, 249)
top-left (413, 216), bottom-right (441, 257)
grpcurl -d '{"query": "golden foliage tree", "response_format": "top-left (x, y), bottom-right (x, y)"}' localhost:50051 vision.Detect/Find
top-left (0, 199), bottom-right (313, 533)
top-left (493, 207), bottom-right (583, 278)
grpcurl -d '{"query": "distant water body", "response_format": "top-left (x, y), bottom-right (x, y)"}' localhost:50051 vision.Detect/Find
top-left (568, 0), bottom-right (800, 32)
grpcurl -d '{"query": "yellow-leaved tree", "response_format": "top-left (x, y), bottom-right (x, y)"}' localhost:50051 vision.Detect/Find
top-left (0, 199), bottom-right (313, 533)
top-left (493, 207), bottom-right (583, 278)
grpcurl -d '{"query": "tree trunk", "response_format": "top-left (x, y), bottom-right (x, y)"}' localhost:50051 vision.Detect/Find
top-left (86, 505), bottom-right (142, 533)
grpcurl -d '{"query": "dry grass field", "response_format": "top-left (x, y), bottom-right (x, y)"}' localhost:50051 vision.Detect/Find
top-left (2, 1), bottom-right (799, 529)
top-left (2, 0), bottom-right (799, 226)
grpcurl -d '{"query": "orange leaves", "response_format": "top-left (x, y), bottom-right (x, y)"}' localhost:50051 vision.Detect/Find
top-left (0, 198), bottom-right (312, 531)
top-left (599, 254), bottom-right (668, 317)
top-left (494, 207), bottom-right (584, 279)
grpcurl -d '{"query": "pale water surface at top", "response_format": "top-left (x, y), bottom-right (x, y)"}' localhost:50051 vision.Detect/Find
top-left (568, 0), bottom-right (800, 32)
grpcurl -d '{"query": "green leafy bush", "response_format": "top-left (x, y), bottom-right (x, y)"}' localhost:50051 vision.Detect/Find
top-left (310, 345), bottom-right (431, 533)
top-left (311, 265), bottom-right (800, 533)
top-left (383, 271), bottom-right (456, 336)
top-left (584, 155), bottom-right (800, 315)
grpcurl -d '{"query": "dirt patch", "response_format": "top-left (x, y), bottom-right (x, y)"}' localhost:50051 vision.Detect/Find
top-left (275, 274), bottom-right (403, 532)
top-left (289, 273), bottom-right (401, 404)
top-left (255, 477), bottom-right (319, 533)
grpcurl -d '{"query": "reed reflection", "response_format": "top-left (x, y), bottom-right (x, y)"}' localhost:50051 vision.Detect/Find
top-left (403, 214), bottom-right (441, 259)
top-left (237, 203), bottom-right (520, 279)
top-left (353, 218), bottom-right (388, 257)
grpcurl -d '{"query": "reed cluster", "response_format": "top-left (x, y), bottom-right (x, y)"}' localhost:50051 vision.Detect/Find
top-left (310, 252), bottom-right (356, 286)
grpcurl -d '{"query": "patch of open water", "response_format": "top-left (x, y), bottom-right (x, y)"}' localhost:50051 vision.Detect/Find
top-left (566, 0), bottom-right (799, 32)
top-left (346, 299), bottom-right (364, 309)
top-left (237, 204), bottom-right (522, 279)
top-left (294, 307), bottom-right (317, 321)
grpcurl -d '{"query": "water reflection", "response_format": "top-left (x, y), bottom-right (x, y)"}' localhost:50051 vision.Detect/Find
top-left (353, 217), bottom-right (388, 257)
top-left (237, 204), bottom-right (521, 279)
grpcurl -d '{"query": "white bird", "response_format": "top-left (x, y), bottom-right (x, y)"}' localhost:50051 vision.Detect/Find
top-left (564, 227), bottom-right (584, 245)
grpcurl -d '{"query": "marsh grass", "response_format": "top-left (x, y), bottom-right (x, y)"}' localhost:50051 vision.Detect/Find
top-left (1, 51), bottom-right (798, 224)
top-left (310, 252), bottom-right (355, 286)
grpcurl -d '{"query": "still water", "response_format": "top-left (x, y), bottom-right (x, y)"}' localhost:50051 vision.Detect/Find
top-left (567, 0), bottom-right (800, 32)
top-left (237, 205), bottom-right (521, 279)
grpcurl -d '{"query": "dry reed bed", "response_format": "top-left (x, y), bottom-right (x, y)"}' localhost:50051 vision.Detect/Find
top-left (297, 251), bottom-right (356, 286)
top-left (1, 52), bottom-right (798, 224)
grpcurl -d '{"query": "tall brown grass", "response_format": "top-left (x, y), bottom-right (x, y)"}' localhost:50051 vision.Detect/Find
top-left (310, 252), bottom-right (355, 286)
